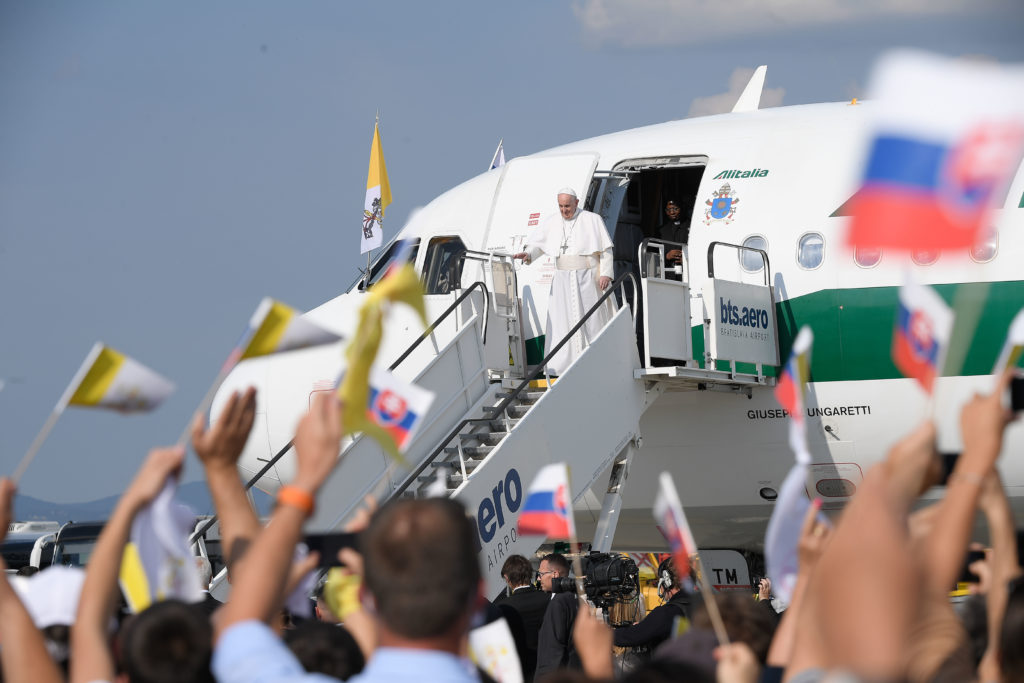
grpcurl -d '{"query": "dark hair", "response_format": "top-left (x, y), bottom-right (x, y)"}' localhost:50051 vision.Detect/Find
top-left (657, 557), bottom-right (679, 589)
top-left (284, 621), bottom-right (365, 680)
top-left (540, 553), bottom-right (570, 576)
top-left (361, 498), bottom-right (480, 639)
top-left (691, 592), bottom-right (776, 664)
top-left (622, 657), bottom-right (714, 683)
top-left (501, 555), bottom-right (534, 587)
top-left (119, 600), bottom-right (214, 683)
top-left (999, 577), bottom-right (1024, 681)
top-left (15, 565), bottom-right (39, 577)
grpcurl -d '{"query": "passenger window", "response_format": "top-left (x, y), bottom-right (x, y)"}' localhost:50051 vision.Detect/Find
top-left (971, 227), bottom-right (998, 263)
top-left (854, 246), bottom-right (881, 268)
top-left (912, 248), bottom-right (939, 266)
top-left (423, 236), bottom-right (467, 294)
top-left (797, 232), bottom-right (824, 270)
top-left (739, 235), bottom-right (767, 272)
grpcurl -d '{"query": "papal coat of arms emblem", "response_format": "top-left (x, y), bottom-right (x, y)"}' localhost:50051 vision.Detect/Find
top-left (704, 183), bottom-right (739, 225)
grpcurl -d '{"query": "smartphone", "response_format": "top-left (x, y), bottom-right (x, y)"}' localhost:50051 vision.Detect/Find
top-left (303, 532), bottom-right (359, 569)
top-left (937, 452), bottom-right (960, 487)
top-left (958, 549), bottom-right (986, 584)
top-left (1011, 375), bottom-right (1024, 413)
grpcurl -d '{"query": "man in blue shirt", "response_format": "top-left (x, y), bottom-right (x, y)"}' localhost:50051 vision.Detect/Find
top-left (211, 393), bottom-right (482, 683)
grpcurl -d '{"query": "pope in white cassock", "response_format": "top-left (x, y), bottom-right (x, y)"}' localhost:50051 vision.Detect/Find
top-left (513, 188), bottom-right (615, 375)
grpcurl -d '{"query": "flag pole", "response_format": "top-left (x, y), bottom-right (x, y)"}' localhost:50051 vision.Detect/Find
top-left (13, 343), bottom-right (104, 483)
top-left (13, 409), bottom-right (63, 484)
top-left (693, 553), bottom-right (731, 645)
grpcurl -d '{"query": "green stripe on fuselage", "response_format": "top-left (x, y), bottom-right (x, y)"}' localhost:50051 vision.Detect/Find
top-left (526, 282), bottom-right (1023, 380)
top-left (695, 281), bottom-right (1024, 381)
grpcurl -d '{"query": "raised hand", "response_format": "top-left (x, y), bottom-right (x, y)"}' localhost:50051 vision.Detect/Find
top-left (123, 446), bottom-right (185, 511)
top-left (291, 392), bottom-right (343, 494)
top-left (191, 387), bottom-right (257, 473)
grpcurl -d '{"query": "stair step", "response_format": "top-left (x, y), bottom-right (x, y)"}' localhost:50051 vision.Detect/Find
top-left (466, 417), bottom-right (519, 431)
top-left (444, 445), bottom-right (492, 460)
top-left (460, 431), bottom-right (507, 446)
top-left (495, 390), bottom-right (546, 403)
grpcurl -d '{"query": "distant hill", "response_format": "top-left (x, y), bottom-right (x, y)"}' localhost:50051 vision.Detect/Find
top-left (13, 481), bottom-right (272, 524)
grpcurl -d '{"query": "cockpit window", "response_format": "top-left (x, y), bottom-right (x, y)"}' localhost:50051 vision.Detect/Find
top-left (423, 236), bottom-right (467, 294)
top-left (364, 239), bottom-right (421, 288)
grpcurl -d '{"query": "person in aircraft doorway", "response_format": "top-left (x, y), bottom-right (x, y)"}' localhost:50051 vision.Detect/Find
top-left (657, 198), bottom-right (691, 280)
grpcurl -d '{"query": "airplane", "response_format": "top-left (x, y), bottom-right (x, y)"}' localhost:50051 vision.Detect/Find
top-left (210, 67), bottom-right (1024, 596)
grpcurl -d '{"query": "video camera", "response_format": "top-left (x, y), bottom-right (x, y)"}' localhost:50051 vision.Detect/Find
top-left (550, 551), bottom-right (640, 609)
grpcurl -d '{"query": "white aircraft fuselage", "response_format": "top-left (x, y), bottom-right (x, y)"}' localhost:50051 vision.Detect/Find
top-left (214, 99), bottom-right (1024, 571)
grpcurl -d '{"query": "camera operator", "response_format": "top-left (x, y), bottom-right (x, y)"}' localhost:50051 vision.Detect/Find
top-left (613, 557), bottom-right (691, 650)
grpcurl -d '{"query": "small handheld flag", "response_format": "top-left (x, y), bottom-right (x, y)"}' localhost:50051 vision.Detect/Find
top-left (993, 308), bottom-right (1024, 375)
top-left (338, 243), bottom-right (429, 462)
top-left (774, 327), bottom-right (814, 462)
top-left (362, 120), bottom-right (392, 255)
top-left (119, 478), bottom-right (204, 613)
top-left (14, 344), bottom-right (175, 482)
top-left (517, 464), bottom-right (575, 539)
top-left (176, 298), bottom-right (342, 448)
top-left (652, 472), bottom-right (697, 573)
top-left (362, 365), bottom-right (435, 455)
top-left (847, 50), bottom-right (1024, 251)
top-left (892, 281), bottom-right (954, 394)
top-left (233, 298), bottom-right (342, 366)
top-left (62, 343), bottom-right (175, 413)
top-left (652, 472), bottom-right (731, 645)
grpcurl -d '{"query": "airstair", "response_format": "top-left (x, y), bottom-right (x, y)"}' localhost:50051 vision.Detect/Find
top-left (200, 241), bottom-right (782, 598)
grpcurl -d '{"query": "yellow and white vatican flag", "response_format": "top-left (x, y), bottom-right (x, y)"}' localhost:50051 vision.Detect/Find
top-left (120, 477), bottom-right (204, 613)
top-left (361, 120), bottom-right (391, 254)
top-left (174, 297), bottom-right (343, 448)
top-left (60, 343), bottom-right (175, 412)
top-left (14, 343), bottom-right (175, 482)
top-left (231, 298), bottom-right (343, 366)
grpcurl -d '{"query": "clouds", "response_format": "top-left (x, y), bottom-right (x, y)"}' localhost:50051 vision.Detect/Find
top-left (688, 67), bottom-right (785, 117)
top-left (571, 0), bottom-right (1008, 47)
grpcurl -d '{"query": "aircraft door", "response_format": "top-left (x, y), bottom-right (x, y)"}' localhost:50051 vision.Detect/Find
top-left (482, 153), bottom-right (600, 366)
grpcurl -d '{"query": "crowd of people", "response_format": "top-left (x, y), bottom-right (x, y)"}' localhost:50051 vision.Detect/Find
top-left (0, 369), bottom-right (1022, 683)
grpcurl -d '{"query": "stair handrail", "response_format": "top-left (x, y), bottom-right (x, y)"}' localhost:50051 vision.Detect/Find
top-left (189, 281), bottom-right (491, 544)
top-left (707, 241), bottom-right (770, 286)
top-left (391, 270), bottom-right (637, 499)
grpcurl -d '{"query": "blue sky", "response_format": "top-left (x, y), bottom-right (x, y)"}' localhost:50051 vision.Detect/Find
top-left (1, 1), bottom-right (1022, 503)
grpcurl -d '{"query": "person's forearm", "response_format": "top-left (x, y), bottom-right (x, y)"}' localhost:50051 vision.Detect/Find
top-left (216, 503), bottom-right (307, 640)
top-left (923, 456), bottom-right (993, 592)
top-left (205, 465), bottom-right (261, 566)
top-left (599, 248), bottom-right (613, 279)
top-left (71, 494), bottom-right (139, 683)
top-left (768, 569), bottom-right (810, 668)
top-left (0, 578), bottom-right (63, 683)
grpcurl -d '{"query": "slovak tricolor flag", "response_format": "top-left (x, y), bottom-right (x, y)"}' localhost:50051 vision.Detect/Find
top-left (517, 464), bottom-right (575, 539)
top-left (892, 281), bottom-right (954, 394)
top-left (775, 327), bottom-right (814, 461)
top-left (847, 51), bottom-right (1024, 251)
top-left (365, 366), bottom-right (435, 452)
top-left (652, 472), bottom-right (697, 574)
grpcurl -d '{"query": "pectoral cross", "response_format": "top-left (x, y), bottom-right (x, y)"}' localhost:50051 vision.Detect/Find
top-left (560, 242), bottom-right (570, 255)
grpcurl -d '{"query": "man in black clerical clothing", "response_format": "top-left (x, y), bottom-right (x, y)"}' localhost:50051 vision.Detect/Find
top-left (657, 198), bottom-right (691, 277)
top-left (494, 555), bottom-right (550, 682)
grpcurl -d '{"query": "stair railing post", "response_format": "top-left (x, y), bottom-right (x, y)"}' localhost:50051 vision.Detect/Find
top-left (457, 441), bottom-right (468, 483)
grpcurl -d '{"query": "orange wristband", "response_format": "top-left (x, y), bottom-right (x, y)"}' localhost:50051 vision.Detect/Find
top-left (277, 485), bottom-right (315, 517)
